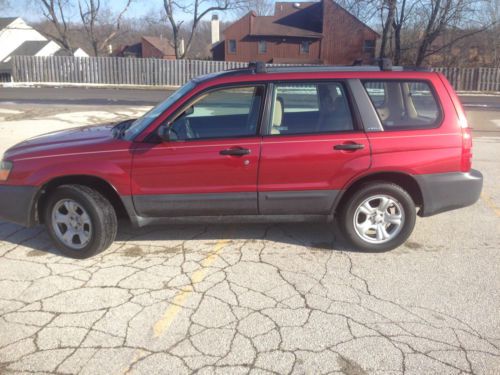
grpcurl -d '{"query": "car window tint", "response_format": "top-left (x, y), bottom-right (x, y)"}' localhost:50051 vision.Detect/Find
top-left (169, 86), bottom-right (263, 140)
top-left (269, 82), bottom-right (354, 135)
top-left (363, 80), bottom-right (441, 129)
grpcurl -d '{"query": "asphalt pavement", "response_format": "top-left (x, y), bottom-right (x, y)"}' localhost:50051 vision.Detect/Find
top-left (1, 86), bottom-right (500, 109)
top-left (0, 97), bottom-right (498, 374)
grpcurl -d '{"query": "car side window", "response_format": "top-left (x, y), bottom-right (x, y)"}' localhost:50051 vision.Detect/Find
top-left (268, 82), bottom-right (354, 135)
top-left (168, 86), bottom-right (264, 140)
top-left (363, 80), bottom-right (441, 129)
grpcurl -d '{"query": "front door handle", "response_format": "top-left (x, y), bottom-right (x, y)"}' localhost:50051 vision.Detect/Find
top-left (334, 143), bottom-right (365, 151)
top-left (220, 148), bottom-right (251, 156)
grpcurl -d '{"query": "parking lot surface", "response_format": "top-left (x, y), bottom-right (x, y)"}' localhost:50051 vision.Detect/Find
top-left (0, 104), bottom-right (499, 374)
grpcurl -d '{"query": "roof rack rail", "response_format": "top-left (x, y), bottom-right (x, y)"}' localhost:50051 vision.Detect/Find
top-left (244, 60), bottom-right (432, 74)
top-left (246, 62), bottom-right (381, 73)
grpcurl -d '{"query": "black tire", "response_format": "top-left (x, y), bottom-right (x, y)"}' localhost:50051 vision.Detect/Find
top-left (44, 184), bottom-right (117, 258)
top-left (339, 182), bottom-right (416, 252)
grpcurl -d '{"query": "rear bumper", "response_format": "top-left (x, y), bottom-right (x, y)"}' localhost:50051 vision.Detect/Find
top-left (415, 169), bottom-right (483, 217)
top-left (0, 185), bottom-right (38, 227)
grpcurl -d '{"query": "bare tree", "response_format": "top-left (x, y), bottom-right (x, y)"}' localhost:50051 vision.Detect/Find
top-left (163, 0), bottom-right (242, 59)
top-left (234, 0), bottom-right (274, 16)
top-left (78, 0), bottom-right (132, 56)
top-left (335, 0), bottom-right (380, 23)
top-left (414, 0), bottom-right (488, 66)
top-left (379, 0), bottom-right (396, 58)
top-left (392, 0), bottom-right (419, 64)
top-left (39, 0), bottom-right (73, 52)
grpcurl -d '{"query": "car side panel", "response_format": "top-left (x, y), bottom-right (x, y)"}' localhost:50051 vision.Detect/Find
top-left (130, 138), bottom-right (261, 217)
top-left (4, 143), bottom-right (133, 196)
top-left (258, 133), bottom-right (371, 214)
top-left (365, 75), bottom-right (463, 176)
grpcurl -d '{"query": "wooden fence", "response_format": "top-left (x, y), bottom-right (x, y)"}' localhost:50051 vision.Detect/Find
top-left (9, 55), bottom-right (500, 92)
top-left (11, 56), bottom-right (248, 86)
top-left (433, 67), bottom-right (500, 92)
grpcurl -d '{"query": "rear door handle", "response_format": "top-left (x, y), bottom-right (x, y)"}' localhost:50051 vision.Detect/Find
top-left (334, 143), bottom-right (365, 151)
top-left (220, 148), bottom-right (250, 156)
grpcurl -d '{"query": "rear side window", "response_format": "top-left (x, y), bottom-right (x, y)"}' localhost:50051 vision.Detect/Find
top-left (363, 80), bottom-right (441, 130)
top-left (269, 82), bottom-right (355, 135)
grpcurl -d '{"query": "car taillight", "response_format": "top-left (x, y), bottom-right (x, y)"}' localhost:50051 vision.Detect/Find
top-left (461, 127), bottom-right (472, 172)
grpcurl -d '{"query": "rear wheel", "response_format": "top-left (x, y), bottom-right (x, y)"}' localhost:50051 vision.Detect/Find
top-left (339, 182), bottom-right (416, 252)
top-left (44, 185), bottom-right (117, 258)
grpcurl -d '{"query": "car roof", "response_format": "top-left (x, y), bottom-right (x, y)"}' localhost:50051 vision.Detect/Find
top-left (192, 65), bottom-right (438, 88)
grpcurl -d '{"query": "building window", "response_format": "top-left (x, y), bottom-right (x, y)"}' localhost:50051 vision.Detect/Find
top-left (300, 41), bottom-right (310, 54)
top-left (228, 40), bottom-right (237, 54)
top-left (363, 40), bottom-right (375, 53)
top-left (258, 40), bottom-right (267, 54)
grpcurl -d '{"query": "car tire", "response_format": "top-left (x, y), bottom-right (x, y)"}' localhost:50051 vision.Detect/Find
top-left (44, 184), bottom-right (117, 258)
top-left (339, 182), bottom-right (416, 252)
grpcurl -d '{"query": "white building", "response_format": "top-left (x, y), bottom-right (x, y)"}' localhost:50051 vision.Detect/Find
top-left (0, 17), bottom-right (89, 79)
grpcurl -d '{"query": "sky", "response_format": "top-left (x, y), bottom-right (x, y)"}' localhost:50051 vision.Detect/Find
top-left (3, 0), bottom-right (163, 22)
top-left (1, 0), bottom-right (260, 23)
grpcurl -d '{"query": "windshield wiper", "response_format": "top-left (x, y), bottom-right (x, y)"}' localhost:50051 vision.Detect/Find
top-left (112, 119), bottom-right (135, 139)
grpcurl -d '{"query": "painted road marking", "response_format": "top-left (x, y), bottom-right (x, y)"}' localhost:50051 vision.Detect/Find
top-left (481, 192), bottom-right (500, 217)
top-left (492, 119), bottom-right (500, 128)
top-left (153, 238), bottom-right (231, 338)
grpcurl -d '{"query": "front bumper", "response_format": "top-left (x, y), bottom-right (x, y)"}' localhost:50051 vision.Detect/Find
top-left (415, 169), bottom-right (483, 217)
top-left (0, 185), bottom-right (39, 227)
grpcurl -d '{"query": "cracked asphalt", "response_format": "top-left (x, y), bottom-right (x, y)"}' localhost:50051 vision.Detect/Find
top-left (0, 104), bottom-right (499, 374)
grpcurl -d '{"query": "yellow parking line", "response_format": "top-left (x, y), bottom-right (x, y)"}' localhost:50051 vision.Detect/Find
top-left (153, 238), bottom-right (231, 338)
top-left (481, 192), bottom-right (500, 217)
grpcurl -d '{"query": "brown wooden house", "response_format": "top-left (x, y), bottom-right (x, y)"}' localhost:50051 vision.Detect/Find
top-left (212, 0), bottom-right (379, 65)
top-left (115, 36), bottom-right (176, 59)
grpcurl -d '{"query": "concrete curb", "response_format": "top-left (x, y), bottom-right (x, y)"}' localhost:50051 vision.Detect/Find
top-left (1, 82), bottom-right (180, 90)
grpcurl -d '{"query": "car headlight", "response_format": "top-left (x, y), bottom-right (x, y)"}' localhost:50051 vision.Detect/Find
top-left (0, 160), bottom-right (13, 181)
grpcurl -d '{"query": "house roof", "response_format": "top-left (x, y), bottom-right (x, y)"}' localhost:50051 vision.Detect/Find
top-left (0, 17), bottom-right (18, 31)
top-left (142, 36), bottom-right (175, 56)
top-left (225, 0), bottom-right (378, 40)
top-left (0, 40), bottom-right (51, 72)
top-left (329, 1), bottom-right (380, 37)
top-left (7, 40), bottom-right (50, 58)
top-left (250, 2), bottom-right (323, 38)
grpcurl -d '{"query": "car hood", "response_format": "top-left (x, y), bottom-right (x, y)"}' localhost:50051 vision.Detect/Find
top-left (3, 123), bottom-right (125, 160)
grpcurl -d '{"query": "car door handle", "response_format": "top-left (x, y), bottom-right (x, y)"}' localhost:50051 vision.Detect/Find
top-left (333, 143), bottom-right (365, 151)
top-left (220, 148), bottom-right (251, 156)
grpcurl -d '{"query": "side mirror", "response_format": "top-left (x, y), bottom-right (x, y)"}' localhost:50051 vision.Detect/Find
top-left (184, 106), bottom-right (194, 116)
top-left (157, 125), bottom-right (177, 142)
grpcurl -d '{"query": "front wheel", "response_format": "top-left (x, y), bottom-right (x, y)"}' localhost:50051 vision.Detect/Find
top-left (339, 182), bottom-right (416, 252)
top-left (44, 185), bottom-right (117, 258)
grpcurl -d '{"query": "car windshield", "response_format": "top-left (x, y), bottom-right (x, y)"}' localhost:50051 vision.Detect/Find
top-left (123, 81), bottom-right (196, 140)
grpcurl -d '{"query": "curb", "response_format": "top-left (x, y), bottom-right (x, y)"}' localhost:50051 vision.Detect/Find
top-left (1, 82), bottom-right (180, 90)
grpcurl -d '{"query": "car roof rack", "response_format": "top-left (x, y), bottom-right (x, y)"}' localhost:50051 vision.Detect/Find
top-left (247, 61), bottom-right (380, 73)
top-left (245, 59), bottom-right (431, 74)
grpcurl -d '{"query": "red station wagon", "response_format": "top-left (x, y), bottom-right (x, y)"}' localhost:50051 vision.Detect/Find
top-left (0, 63), bottom-right (483, 258)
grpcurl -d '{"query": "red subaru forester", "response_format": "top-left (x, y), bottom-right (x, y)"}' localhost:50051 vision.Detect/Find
top-left (0, 64), bottom-right (483, 258)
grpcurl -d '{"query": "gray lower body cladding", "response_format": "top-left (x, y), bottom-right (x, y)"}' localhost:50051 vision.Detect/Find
top-left (415, 169), bottom-right (483, 217)
top-left (131, 190), bottom-right (340, 221)
top-left (0, 185), bottom-right (38, 227)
